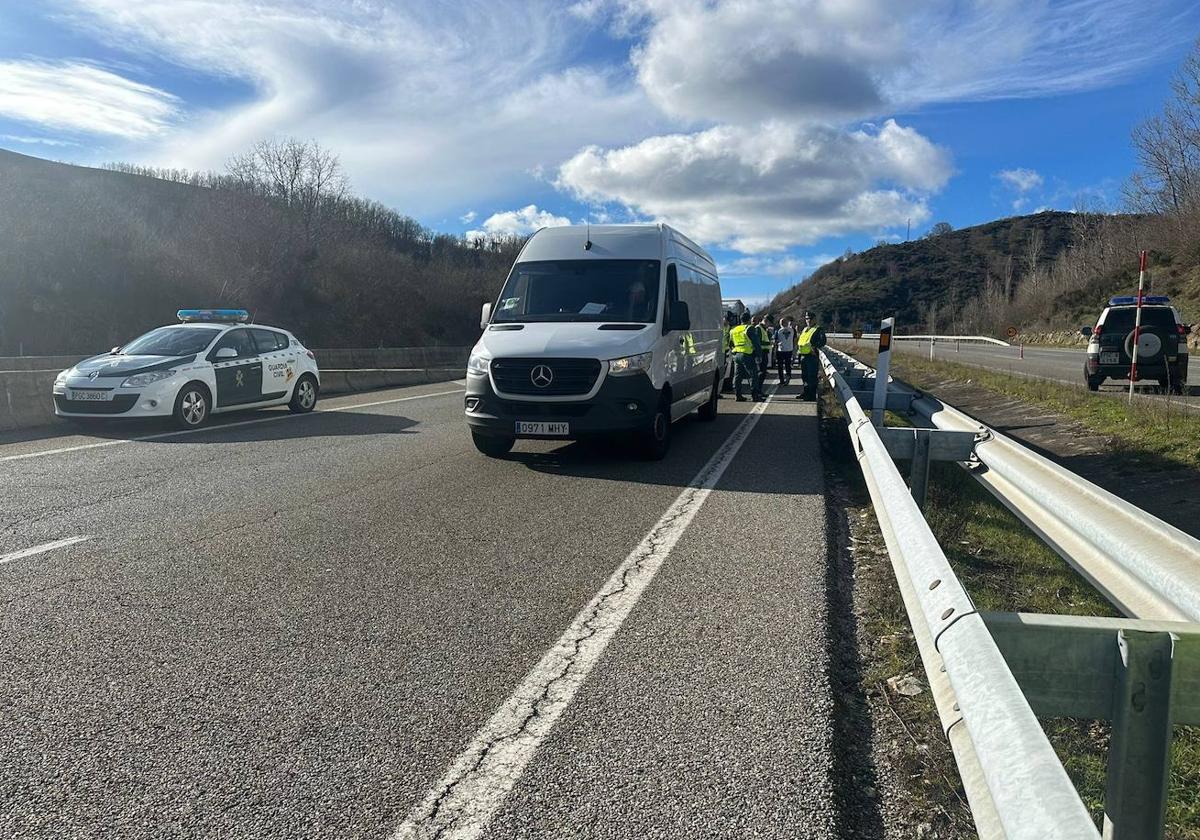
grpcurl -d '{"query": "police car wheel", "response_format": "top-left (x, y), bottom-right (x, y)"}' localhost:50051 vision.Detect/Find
top-left (1086, 374), bottom-right (1104, 391)
top-left (289, 375), bottom-right (318, 413)
top-left (472, 432), bottom-right (514, 457)
top-left (173, 384), bottom-right (210, 428)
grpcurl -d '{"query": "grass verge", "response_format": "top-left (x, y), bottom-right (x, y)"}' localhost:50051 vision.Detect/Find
top-left (820, 370), bottom-right (1200, 838)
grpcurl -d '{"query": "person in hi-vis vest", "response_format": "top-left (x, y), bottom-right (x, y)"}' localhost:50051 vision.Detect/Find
top-left (795, 311), bottom-right (827, 401)
top-left (729, 312), bottom-right (764, 401)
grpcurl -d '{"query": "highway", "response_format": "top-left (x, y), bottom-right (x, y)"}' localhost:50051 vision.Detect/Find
top-left (0, 378), bottom-right (846, 839)
top-left (877, 339), bottom-right (1200, 397)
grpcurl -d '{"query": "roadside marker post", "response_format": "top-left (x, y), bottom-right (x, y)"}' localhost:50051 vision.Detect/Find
top-left (872, 317), bottom-right (894, 427)
top-left (1129, 251), bottom-right (1148, 405)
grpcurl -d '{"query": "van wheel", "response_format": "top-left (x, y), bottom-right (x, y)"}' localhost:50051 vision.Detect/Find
top-left (638, 396), bottom-right (672, 460)
top-left (472, 432), bottom-right (514, 457)
top-left (1086, 374), bottom-right (1104, 391)
top-left (697, 375), bottom-right (719, 421)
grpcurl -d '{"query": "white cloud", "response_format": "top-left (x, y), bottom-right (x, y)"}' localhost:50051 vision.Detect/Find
top-left (0, 60), bottom-right (177, 138)
top-left (997, 167), bottom-right (1044, 193)
top-left (55, 1), bottom-right (663, 215)
top-left (720, 254), bottom-right (836, 277)
top-left (0, 134), bottom-right (80, 148)
top-left (557, 119), bottom-right (951, 253)
top-left (459, 210), bottom-right (477, 224)
top-left (610, 0), bottom-right (1198, 125)
top-left (466, 204), bottom-right (571, 241)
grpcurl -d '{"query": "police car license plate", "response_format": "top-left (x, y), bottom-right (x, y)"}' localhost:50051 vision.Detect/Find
top-left (1100, 352), bottom-right (1120, 364)
top-left (69, 389), bottom-right (111, 401)
top-left (516, 421), bottom-right (569, 436)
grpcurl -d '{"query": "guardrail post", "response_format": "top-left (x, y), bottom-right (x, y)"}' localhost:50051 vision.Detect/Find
top-left (872, 317), bottom-right (894, 427)
top-left (1103, 630), bottom-right (1175, 840)
top-left (910, 428), bottom-right (932, 509)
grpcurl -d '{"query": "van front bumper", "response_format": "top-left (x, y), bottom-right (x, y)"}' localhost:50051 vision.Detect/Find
top-left (464, 372), bottom-right (658, 438)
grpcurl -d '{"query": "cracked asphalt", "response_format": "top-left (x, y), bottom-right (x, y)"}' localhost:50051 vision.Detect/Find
top-left (0, 377), bottom-right (839, 839)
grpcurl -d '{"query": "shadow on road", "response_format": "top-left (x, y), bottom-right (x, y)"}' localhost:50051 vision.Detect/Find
top-left (0, 407), bottom-right (419, 448)
top-left (509, 409), bottom-right (822, 493)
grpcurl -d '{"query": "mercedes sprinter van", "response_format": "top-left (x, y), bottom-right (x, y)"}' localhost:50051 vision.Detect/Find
top-left (464, 224), bottom-right (724, 459)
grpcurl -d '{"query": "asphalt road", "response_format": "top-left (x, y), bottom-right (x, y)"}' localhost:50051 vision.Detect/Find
top-left (0, 376), bottom-right (842, 839)
top-left (877, 339), bottom-right (1200, 399)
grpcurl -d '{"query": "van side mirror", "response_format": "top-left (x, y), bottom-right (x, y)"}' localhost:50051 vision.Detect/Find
top-left (1080, 326), bottom-right (1093, 337)
top-left (480, 302), bottom-right (492, 330)
top-left (667, 301), bottom-right (690, 332)
top-left (110, 346), bottom-right (121, 354)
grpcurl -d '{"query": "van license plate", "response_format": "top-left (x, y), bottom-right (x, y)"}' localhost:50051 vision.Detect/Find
top-left (1100, 352), bottom-right (1120, 364)
top-left (516, 421), bottom-right (569, 436)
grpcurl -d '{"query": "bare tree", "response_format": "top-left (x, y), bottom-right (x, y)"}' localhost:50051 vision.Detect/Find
top-left (227, 138), bottom-right (349, 243)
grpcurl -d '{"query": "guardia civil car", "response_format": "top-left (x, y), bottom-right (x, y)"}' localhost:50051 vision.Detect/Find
top-left (53, 310), bottom-right (321, 428)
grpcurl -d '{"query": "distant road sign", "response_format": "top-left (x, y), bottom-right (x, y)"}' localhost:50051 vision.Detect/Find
top-left (1006, 326), bottom-right (1019, 338)
top-left (852, 329), bottom-right (863, 340)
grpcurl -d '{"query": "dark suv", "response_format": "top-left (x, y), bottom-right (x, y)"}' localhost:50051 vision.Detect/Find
top-left (1082, 296), bottom-right (1190, 393)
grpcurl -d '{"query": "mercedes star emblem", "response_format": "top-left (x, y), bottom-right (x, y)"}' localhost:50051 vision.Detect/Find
top-left (530, 364), bottom-right (554, 388)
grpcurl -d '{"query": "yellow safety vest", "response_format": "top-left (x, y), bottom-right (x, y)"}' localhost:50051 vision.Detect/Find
top-left (730, 324), bottom-right (754, 354)
top-left (722, 325), bottom-right (732, 352)
top-left (798, 326), bottom-right (819, 355)
top-left (758, 326), bottom-right (770, 348)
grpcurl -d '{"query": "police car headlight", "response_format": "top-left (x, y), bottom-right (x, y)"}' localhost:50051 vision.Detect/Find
top-left (608, 351), bottom-right (653, 376)
top-left (121, 370), bottom-right (175, 388)
top-left (467, 351), bottom-right (491, 375)
top-left (54, 370), bottom-right (70, 386)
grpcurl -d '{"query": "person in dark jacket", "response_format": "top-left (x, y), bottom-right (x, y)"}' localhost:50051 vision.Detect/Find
top-left (795, 311), bottom-right (827, 401)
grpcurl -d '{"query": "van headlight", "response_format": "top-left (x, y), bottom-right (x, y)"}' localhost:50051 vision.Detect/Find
top-left (467, 351), bottom-right (491, 375)
top-left (121, 370), bottom-right (175, 388)
top-left (608, 351), bottom-right (653, 376)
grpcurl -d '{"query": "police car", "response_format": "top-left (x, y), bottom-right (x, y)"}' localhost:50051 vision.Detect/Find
top-left (53, 310), bottom-right (321, 428)
top-left (1082, 296), bottom-right (1191, 394)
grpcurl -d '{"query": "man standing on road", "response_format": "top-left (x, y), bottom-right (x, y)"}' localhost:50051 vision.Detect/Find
top-left (730, 312), bottom-right (763, 401)
top-left (775, 316), bottom-right (796, 386)
top-left (795, 311), bottom-right (827, 401)
top-left (759, 315), bottom-right (775, 383)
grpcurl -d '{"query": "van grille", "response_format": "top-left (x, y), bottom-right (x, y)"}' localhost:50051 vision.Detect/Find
top-left (491, 358), bottom-right (601, 396)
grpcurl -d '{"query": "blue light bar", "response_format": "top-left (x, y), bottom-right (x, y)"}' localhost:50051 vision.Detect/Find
top-left (1108, 295), bottom-right (1170, 307)
top-left (177, 309), bottom-right (250, 323)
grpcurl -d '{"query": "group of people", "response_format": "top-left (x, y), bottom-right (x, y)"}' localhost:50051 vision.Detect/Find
top-left (724, 310), bottom-right (827, 402)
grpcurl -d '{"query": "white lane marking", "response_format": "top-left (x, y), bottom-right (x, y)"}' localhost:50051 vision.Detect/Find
top-left (0, 535), bottom-right (92, 565)
top-left (393, 392), bottom-right (776, 840)
top-left (0, 388), bottom-right (465, 464)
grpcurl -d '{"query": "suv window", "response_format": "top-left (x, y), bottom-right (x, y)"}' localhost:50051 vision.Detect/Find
top-left (252, 328), bottom-right (288, 352)
top-left (211, 328), bottom-right (257, 359)
top-left (1102, 307), bottom-right (1175, 332)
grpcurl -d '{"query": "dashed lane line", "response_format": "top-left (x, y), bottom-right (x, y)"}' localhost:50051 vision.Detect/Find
top-left (391, 389), bottom-right (778, 840)
top-left (0, 536), bottom-right (93, 565)
top-left (0, 388), bottom-right (466, 464)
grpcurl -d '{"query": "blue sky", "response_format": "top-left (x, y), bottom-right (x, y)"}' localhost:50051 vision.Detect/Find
top-left (1, 1), bottom-right (1197, 306)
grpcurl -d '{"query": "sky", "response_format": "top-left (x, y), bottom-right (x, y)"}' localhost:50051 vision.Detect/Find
top-left (1, 1), bottom-right (1198, 307)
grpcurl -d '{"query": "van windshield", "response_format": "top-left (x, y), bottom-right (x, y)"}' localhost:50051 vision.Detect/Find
top-left (492, 260), bottom-right (661, 323)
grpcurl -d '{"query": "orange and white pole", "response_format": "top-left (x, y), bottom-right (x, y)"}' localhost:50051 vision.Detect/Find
top-left (1128, 250), bottom-right (1147, 404)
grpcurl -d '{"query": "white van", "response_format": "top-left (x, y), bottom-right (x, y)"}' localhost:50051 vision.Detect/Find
top-left (464, 224), bottom-right (724, 459)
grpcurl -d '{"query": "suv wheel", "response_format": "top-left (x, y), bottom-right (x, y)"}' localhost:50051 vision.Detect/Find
top-left (1086, 374), bottom-right (1104, 392)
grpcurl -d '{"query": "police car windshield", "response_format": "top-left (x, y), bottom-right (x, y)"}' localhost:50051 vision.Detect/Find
top-left (120, 326), bottom-right (221, 356)
top-left (493, 260), bottom-right (661, 323)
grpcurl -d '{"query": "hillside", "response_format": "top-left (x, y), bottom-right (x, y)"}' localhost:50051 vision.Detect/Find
top-left (0, 149), bottom-right (519, 355)
top-left (764, 211), bottom-right (1198, 337)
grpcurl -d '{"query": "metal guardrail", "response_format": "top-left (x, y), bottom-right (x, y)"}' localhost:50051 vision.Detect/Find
top-left (822, 345), bottom-right (1200, 838)
top-left (828, 348), bottom-right (1200, 622)
top-left (820, 349), bottom-right (1099, 839)
top-left (828, 333), bottom-right (1012, 347)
